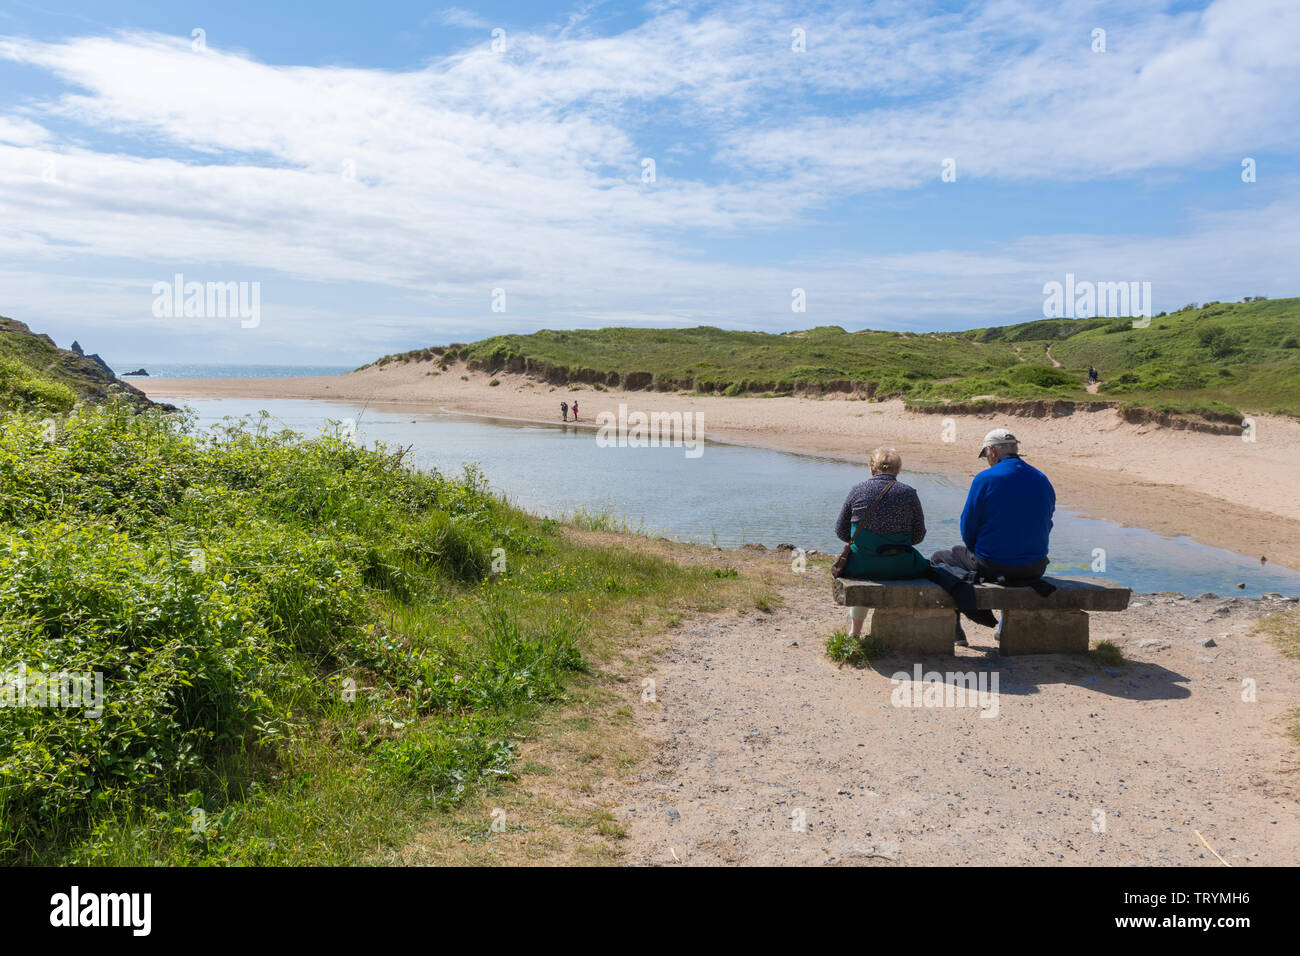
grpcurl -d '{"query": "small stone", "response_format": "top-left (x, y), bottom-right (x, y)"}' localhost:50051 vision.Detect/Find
top-left (665, 807), bottom-right (680, 822)
top-left (1236, 582), bottom-right (1246, 589)
top-left (1197, 637), bottom-right (1217, 648)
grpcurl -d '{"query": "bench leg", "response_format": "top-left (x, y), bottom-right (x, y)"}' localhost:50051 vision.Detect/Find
top-left (865, 608), bottom-right (957, 654)
top-left (997, 609), bottom-right (1089, 655)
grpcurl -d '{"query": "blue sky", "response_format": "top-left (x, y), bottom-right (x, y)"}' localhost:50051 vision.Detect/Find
top-left (0, 0), bottom-right (1296, 365)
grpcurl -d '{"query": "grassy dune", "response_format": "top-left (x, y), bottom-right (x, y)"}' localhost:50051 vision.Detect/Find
top-left (1047, 298), bottom-right (1300, 418)
top-left (371, 296), bottom-right (1300, 421)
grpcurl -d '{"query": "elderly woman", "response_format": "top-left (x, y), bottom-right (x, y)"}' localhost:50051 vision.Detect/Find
top-left (833, 447), bottom-right (930, 638)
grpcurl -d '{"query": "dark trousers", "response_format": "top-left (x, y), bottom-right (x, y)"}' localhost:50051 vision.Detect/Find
top-left (930, 545), bottom-right (1048, 582)
top-left (929, 545), bottom-right (1048, 635)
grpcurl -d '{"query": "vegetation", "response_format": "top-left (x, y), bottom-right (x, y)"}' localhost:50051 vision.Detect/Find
top-left (1254, 610), bottom-right (1300, 745)
top-left (825, 629), bottom-right (879, 666)
top-left (0, 400), bottom-right (758, 864)
top-left (1254, 608), bottom-right (1300, 661)
top-left (1089, 641), bottom-right (1126, 667)
top-left (0, 316), bottom-right (155, 412)
top-left (367, 296), bottom-right (1300, 421)
top-left (1049, 298), bottom-right (1300, 418)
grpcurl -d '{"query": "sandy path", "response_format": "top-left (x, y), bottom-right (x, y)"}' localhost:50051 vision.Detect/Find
top-left (611, 569), bottom-right (1300, 866)
top-left (137, 362), bottom-right (1300, 569)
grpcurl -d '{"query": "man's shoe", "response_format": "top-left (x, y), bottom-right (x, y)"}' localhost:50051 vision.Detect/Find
top-left (963, 608), bottom-right (999, 629)
top-left (954, 628), bottom-right (969, 647)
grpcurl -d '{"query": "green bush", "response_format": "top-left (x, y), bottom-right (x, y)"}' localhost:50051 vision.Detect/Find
top-left (0, 357), bottom-right (77, 413)
top-left (1006, 365), bottom-right (1079, 389)
top-left (1197, 324), bottom-right (1240, 358)
top-left (0, 400), bottom-right (554, 860)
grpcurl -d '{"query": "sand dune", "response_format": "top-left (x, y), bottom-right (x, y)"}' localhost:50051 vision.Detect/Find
top-left (138, 360), bottom-right (1300, 572)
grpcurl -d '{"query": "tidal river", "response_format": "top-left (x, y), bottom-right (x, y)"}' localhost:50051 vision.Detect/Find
top-left (176, 397), bottom-right (1300, 598)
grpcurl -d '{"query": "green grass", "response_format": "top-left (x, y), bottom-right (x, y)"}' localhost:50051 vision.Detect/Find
top-left (1089, 641), bottom-right (1126, 667)
top-left (0, 401), bottom-right (751, 864)
top-left (1252, 611), bottom-right (1300, 745)
top-left (1254, 609), bottom-right (1300, 659)
top-left (561, 505), bottom-right (648, 535)
top-left (0, 316), bottom-right (148, 412)
top-left (825, 629), bottom-right (879, 666)
top-left (377, 324), bottom-right (1068, 401)
top-left (366, 296), bottom-right (1300, 420)
top-left (1050, 299), bottom-right (1300, 418)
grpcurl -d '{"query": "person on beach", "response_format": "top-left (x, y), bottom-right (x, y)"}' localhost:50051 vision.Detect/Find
top-left (930, 427), bottom-right (1055, 645)
top-left (1088, 365), bottom-right (1099, 384)
top-left (834, 447), bottom-right (930, 639)
top-left (571, 400), bottom-right (578, 421)
top-left (560, 401), bottom-right (568, 421)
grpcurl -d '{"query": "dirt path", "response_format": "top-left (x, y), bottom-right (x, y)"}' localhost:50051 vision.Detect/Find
top-left (612, 568), bottom-right (1300, 866)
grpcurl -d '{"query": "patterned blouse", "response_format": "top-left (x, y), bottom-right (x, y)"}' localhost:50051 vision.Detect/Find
top-left (834, 473), bottom-right (927, 545)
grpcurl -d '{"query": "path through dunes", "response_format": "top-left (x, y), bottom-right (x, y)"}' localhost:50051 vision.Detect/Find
top-left (613, 569), bottom-right (1300, 866)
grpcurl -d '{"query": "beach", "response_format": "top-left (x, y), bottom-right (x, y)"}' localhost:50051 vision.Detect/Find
top-left (138, 359), bottom-right (1300, 573)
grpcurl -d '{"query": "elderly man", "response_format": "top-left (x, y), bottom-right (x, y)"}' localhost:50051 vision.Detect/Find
top-left (930, 427), bottom-right (1055, 644)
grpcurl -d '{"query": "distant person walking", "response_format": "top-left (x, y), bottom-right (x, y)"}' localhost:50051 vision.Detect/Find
top-left (560, 401), bottom-right (569, 421)
top-left (571, 400), bottom-right (579, 421)
top-left (1088, 365), bottom-right (1099, 384)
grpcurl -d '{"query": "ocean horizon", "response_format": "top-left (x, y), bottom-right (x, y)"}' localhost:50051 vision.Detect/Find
top-left (109, 362), bottom-right (355, 379)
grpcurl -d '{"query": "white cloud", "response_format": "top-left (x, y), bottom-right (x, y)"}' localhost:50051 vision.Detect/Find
top-left (434, 8), bottom-right (494, 30)
top-left (0, 0), bottom-right (1295, 361)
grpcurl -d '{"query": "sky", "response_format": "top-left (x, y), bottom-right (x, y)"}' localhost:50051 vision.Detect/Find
top-left (0, 0), bottom-right (1296, 366)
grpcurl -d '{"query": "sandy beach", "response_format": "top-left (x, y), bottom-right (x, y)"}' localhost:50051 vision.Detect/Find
top-left (137, 359), bottom-right (1300, 573)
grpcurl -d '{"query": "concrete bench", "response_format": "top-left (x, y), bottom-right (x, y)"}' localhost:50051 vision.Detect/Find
top-left (831, 575), bottom-right (1131, 655)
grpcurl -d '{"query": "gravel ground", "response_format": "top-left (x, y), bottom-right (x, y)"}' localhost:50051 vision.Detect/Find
top-left (613, 573), bottom-right (1300, 866)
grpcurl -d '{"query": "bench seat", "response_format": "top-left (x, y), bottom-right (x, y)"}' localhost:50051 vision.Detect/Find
top-left (832, 576), bottom-right (1130, 655)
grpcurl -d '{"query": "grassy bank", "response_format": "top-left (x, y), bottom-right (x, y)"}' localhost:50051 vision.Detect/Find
top-left (366, 296), bottom-right (1300, 421)
top-left (1255, 610), bottom-right (1300, 745)
top-left (0, 401), bottom-right (764, 864)
top-left (0, 316), bottom-right (153, 412)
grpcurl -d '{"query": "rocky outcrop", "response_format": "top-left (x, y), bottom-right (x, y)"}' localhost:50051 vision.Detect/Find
top-left (0, 316), bottom-right (173, 411)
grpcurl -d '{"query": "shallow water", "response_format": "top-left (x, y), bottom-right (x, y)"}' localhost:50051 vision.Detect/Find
top-left (175, 397), bottom-right (1300, 598)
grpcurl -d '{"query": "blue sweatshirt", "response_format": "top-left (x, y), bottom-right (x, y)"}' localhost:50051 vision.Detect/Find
top-left (960, 456), bottom-right (1055, 566)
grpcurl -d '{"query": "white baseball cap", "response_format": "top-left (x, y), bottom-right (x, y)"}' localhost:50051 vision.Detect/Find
top-left (978, 427), bottom-right (1018, 458)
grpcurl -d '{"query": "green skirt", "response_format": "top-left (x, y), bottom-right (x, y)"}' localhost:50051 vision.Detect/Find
top-left (846, 527), bottom-right (929, 580)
